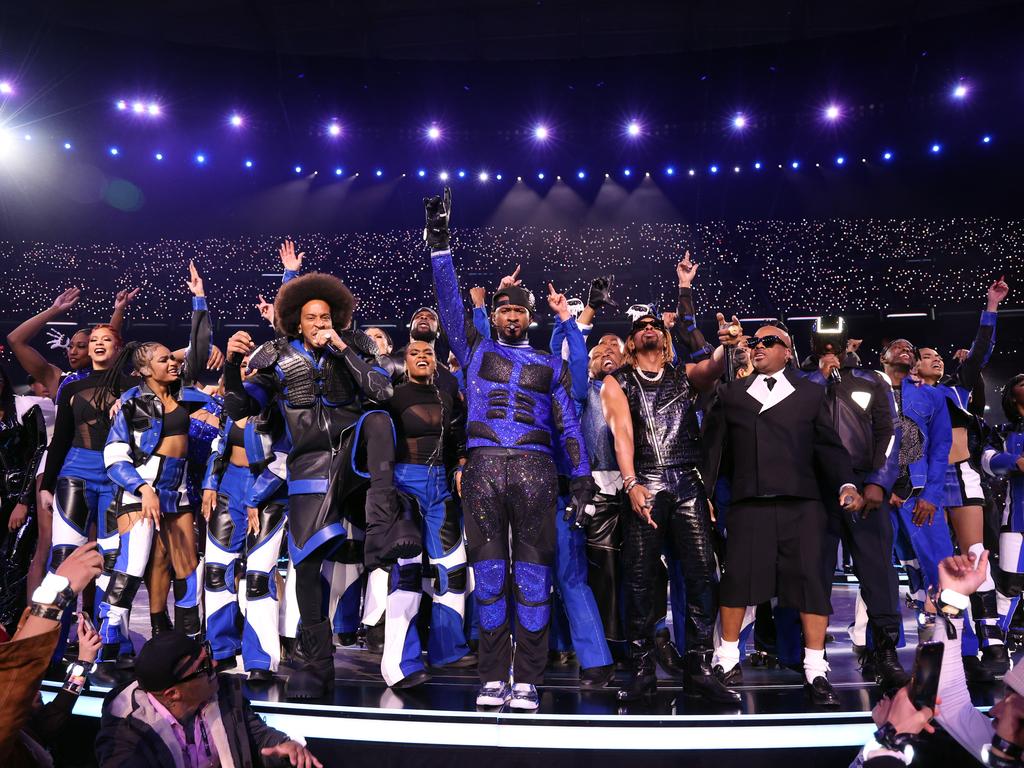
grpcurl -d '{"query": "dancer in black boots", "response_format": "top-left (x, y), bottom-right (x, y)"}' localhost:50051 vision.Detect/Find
top-left (223, 271), bottom-right (411, 699)
top-left (601, 297), bottom-right (742, 705)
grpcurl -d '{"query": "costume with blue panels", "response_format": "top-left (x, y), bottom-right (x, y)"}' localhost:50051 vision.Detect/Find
top-left (428, 191), bottom-right (595, 690)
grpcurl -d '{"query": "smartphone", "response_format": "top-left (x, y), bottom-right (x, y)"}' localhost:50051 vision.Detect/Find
top-left (908, 641), bottom-right (944, 710)
top-left (75, 611), bottom-right (96, 634)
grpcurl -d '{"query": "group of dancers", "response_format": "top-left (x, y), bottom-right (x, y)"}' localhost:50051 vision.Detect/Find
top-left (2, 187), bottom-right (1023, 712)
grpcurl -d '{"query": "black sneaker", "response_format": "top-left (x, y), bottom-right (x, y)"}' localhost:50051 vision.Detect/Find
top-left (579, 664), bottom-right (615, 688)
top-left (982, 645), bottom-right (1010, 677)
top-left (804, 676), bottom-right (840, 708)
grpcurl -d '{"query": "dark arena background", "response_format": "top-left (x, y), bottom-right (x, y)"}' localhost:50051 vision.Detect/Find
top-left (3, 2), bottom-right (1024, 767)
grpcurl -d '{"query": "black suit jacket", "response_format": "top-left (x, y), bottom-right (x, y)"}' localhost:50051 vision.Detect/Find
top-left (702, 367), bottom-right (855, 503)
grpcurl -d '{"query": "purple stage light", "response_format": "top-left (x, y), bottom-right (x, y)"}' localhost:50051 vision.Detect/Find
top-left (417, 169), bottom-right (426, 177)
top-left (63, 142), bottom-right (72, 150)
top-left (538, 172), bottom-right (545, 180)
top-left (982, 135), bottom-right (992, 144)
top-left (478, 171), bottom-right (489, 182)
top-left (109, 146), bottom-right (120, 156)
top-left (791, 160), bottom-right (800, 169)
top-left (732, 114), bottom-right (747, 129)
top-left (577, 170), bottom-right (586, 179)
top-left (131, 101), bottom-right (145, 114)
top-left (533, 124), bottom-right (549, 141)
top-left (626, 120), bottom-right (642, 137)
top-left (439, 171), bottom-right (449, 181)
top-left (147, 103), bottom-right (161, 116)
top-left (375, 169), bottom-right (383, 177)
top-left (953, 83), bottom-right (968, 99)
top-left (229, 113), bottom-right (244, 128)
top-left (116, 99), bottom-right (127, 111)
top-left (754, 162), bottom-right (762, 170)
top-left (195, 153), bottom-right (206, 164)
top-left (155, 152), bottom-right (164, 161)
top-left (0, 81), bottom-right (13, 95)
top-left (245, 159), bottom-right (253, 168)
top-left (665, 166), bottom-right (674, 175)
top-left (327, 122), bottom-right (342, 138)
top-left (495, 173), bottom-right (503, 181)
top-left (930, 143), bottom-right (941, 154)
top-left (294, 165), bottom-right (303, 174)
top-left (335, 167), bottom-right (343, 176)
top-left (824, 104), bottom-right (841, 121)
top-left (709, 165), bottom-right (718, 174)
top-left (426, 124), bottom-right (441, 140)
top-left (835, 156), bottom-right (845, 165)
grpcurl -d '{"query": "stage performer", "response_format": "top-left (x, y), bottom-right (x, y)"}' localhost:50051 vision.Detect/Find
top-left (601, 296), bottom-right (742, 704)
top-left (223, 270), bottom-right (415, 699)
top-left (425, 187), bottom-right (598, 711)
top-left (201, 399), bottom-right (289, 683)
top-left (916, 278), bottom-right (1009, 675)
top-left (704, 324), bottom-right (864, 708)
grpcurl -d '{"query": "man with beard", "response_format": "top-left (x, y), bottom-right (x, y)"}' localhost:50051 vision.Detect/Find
top-left (224, 272), bottom-right (415, 698)
top-left (704, 324), bottom-right (864, 708)
top-left (601, 286), bottom-right (743, 704)
top-left (425, 188), bottom-right (597, 710)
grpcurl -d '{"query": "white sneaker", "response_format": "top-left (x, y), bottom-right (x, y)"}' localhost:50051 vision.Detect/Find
top-left (508, 683), bottom-right (539, 710)
top-left (476, 680), bottom-right (511, 707)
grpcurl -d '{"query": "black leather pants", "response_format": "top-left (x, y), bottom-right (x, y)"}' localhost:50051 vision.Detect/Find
top-left (623, 466), bottom-right (718, 652)
top-left (583, 491), bottom-right (625, 642)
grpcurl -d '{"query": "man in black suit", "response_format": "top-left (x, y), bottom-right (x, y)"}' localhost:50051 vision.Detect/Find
top-left (703, 324), bottom-right (864, 707)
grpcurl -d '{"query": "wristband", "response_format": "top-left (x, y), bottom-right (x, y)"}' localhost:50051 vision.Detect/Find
top-left (30, 603), bottom-right (64, 621)
top-left (939, 588), bottom-right (971, 612)
top-left (873, 723), bottom-right (914, 754)
top-left (32, 573), bottom-right (73, 609)
top-left (990, 734), bottom-right (1024, 761)
top-left (862, 741), bottom-right (910, 766)
top-left (986, 748), bottom-right (1022, 768)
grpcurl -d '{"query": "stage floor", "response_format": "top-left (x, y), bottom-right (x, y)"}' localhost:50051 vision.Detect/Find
top-left (46, 583), bottom-right (1009, 766)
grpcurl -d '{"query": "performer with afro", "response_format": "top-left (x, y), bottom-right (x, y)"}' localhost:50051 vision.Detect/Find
top-left (224, 270), bottom-right (420, 698)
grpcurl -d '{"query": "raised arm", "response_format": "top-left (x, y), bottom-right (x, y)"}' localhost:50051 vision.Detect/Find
top-left (547, 283), bottom-right (589, 405)
top-left (7, 288), bottom-right (81, 395)
top-left (686, 313), bottom-right (740, 392)
top-left (672, 253), bottom-right (714, 364)
top-left (178, 261), bottom-right (211, 386)
top-left (108, 286), bottom-right (140, 335)
top-left (332, 330), bottom-right (393, 403)
top-left (426, 188), bottom-right (479, 368)
top-left (953, 278), bottom-right (1008, 390)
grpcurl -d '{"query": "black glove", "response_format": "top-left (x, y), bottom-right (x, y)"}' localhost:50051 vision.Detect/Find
top-left (423, 187), bottom-right (452, 250)
top-left (586, 276), bottom-right (618, 311)
top-left (564, 475), bottom-right (599, 528)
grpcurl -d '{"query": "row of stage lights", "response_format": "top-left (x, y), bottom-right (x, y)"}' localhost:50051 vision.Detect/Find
top-left (0, 76), bottom-right (982, 143)
top-left (2, 127), bottom-right (996, 179)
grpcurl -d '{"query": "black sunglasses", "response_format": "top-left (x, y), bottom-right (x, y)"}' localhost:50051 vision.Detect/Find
top-left (748, 335), bottom-right (789, 350)
top-left (175, 642), bottom-right (215, 684)
top-left (631, 318), bottom-right (666, 333)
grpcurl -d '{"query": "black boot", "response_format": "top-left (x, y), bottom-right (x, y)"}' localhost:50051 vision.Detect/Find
top-left (684, 651), bottom-right (741, 704)
top-left (285, 619), bottom-right (335, 700)
top-left (90, 643), bottom-right (127, 687)
top-left (982, 644), bottom-right (1010, 676)
top-left (363, 620), bottom-right (385, 654)
top-left (872, 631), bottom-right (910, 692)
top-left (150, 611), bottom-right (173, 638)
top-left (963, 654), bottom-right (996, 684)
top-left (653, 627), bottom-right (684, 677)
top-left (617, 640), bottom-right (657, 702)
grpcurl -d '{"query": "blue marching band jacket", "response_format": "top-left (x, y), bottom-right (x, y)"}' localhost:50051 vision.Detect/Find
top-left (202, 412), bottom-right (290, 509)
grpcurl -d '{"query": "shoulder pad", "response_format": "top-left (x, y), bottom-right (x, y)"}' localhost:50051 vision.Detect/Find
top-left (341, 329), bottom-right (381, 360)
top-left (249, 338), bottom-right (287, 371)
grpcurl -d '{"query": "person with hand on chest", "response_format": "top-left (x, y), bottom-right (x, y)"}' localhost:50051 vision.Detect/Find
top-left (703, 323), bottom-right (864, 708)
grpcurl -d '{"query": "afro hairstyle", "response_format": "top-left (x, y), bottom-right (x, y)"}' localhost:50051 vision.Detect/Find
top-left (274, 272), bottom-right (356, 338)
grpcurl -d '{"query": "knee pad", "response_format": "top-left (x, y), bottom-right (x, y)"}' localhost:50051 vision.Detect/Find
top-left (205, 563), bottom-right (229, 592)
top-left (971, 589), bottom-right (1000, 620)
top-left (173, 574), bottom-right (200, 608)
top-left (473, 559), bottom-right (508, 632)
top-left (997, 568), bottom-right (1024, 598)
top-left (438, 498), bottom-right (463, 553)
top-left (54, 477), bottom-right (90, 533)
top-left (102, 548), bottom-right (119, 574)
top-left (432, 564), bottom-right (467, 596)
top-left (47, 544), bottom-right (77, 573)
top-left (513, 561), bottom-right (551, 633)
top-left (246, 571), bottom-right (277, 601)
top-left (389, 561), bottom-right (422, 594)
top-left (105, 572), bottom-right (143, 609)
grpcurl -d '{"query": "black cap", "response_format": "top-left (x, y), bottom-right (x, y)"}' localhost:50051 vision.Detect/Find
top-left (135, 631), bottom-right (204, 692)
top-left (492, 286), bottom-right (536, 315)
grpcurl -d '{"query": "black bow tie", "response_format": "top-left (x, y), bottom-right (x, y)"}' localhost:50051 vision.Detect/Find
top-left (765, 376), bottom-right (776, 391)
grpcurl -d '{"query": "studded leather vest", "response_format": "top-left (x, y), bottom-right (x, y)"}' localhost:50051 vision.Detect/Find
top-left (581, 381), bottom-right (617, 472)
top-left (614, 363), bottom-right (702, 471)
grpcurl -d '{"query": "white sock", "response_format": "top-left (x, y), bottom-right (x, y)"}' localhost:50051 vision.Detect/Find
top-left (804, 647), bottom-right (829, 684)
top-left (970, 543), bottom-right (996, 592)
top-left (513, 682), bottom-right (535, 691)
top-left (713, 639), bottom-right (740, 672)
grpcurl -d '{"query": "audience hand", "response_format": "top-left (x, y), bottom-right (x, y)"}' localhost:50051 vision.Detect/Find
top-left (54, 542), bottom-right (104, 595)
top-left (76, 612), bottom-right (102, 664)
top-left (938, 549), bottom-right (989, 595)
top-left (279, 240), bottom-right (305, 272)
top-left (261, 741), bottom-right (323, 768)
top-left (871, 685), bottom-right (940, 735)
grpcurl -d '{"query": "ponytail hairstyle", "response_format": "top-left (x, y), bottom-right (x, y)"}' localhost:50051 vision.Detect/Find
top-left (95, 341), bottom-right (161, 415)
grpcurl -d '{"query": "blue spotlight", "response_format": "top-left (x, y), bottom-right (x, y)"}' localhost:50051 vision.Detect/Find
top-left (835, 156), bottom-right (845, 165)
top-left (417, 169), bottom-right (426, 177)
top-left (791, 161), bottom-right (800, 169)
top-left (109, 147), bottom-right (120, 156)
top-left (335, 167), bottom-right (343, 176)
top-left (930, 143), bottom-right (942, 154)
top-left (577, 170), bottom-right (586, 179)
top-left (229, 113), bottom-right (244, 128)
top-left (665, 166), bottom-right (675, 175)
top-left (709, 165), bottom-right (718, 174)
top-left (952, 83), bottom-right (968, 99)
top-left (495, 173), bottom-right (503, 181)
top-left (427, 124), bottom-right (442, 141)
top-left (732, 113), bottom-right (747, 129)
top-left (538, 172), bottom-right (545, 180)
top-left (0, 81), bottom-right (12, 96)
top-left (457, 170), bottom-right (466, 178)
top-left (982, 134), bottom-right (992, 144)
top-left (623, 168), bottom-right (631, 176)
top-left (63, 142), bottom-right (72, 150)
top-left (754, 162), bottom-right (762, 170)
top-left (823, 104), bottom-right (841, 121)
top-left (375, 169), bottom-right (383, 177)
top-left (294, 165), bottom-right (303, 174)
top-left (115, 99), bottom-right (127, 111)
top-left (882, 151), bottom-right (893, 161)
top-left (154, 152), bottom-right (163, 161)
top-left (327, 122), bottom-right (342, 137)
top-left (688, 169), bottom-right (696, 176)
top-left (439, 171), bottom-right (449, 181)
top-left (244, 159), bottom-right (253, 168)
top-left (533, 124), bottom-right (549, 141)
top-left (195, 153), bottom-right (206, 164)
top-left (478, 171), bottom-right (489, 182)
top-left (626, 120), bottom-right (642, 137)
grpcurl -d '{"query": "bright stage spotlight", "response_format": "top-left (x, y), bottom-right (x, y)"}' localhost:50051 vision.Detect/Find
top-left (294, 165), bottom-right (303, 174)
top-left (732, 113), bottom-right (747, 129)
top-left (155, 152), bottom-right (164, 161)
top-left (478, 171), bottom-right (489, 182)
top-left (229, 113), bottom-right (244, 128)
top-left (533, 124), bottom-right (549, 141)
top-left (0, 81), bottom-right (13, 96)
top-left (109, 146), bottom-right (120, 156)
top-left (327, 122), bottom-right (342, 137)
top-left (335, 167), bottom-right (344, 176)
top-left (147, 103), bottom-right (161, 116)
top-left (952, 83), bottom-right (969, 99)
top-left (426, 124), bottom-right (442, 141)
top-left (245, 159), bottom-right (254, 168)
top-left (823, 104), bottom-right (841, 121)
top-left (439, 171), bottom-right (449, 181)
top-left (195, 153), bottom-right (206, 164)
top-left (417, 169), bottom-right (426, 177)
top-left (626, 120), bottom-right (642, 138)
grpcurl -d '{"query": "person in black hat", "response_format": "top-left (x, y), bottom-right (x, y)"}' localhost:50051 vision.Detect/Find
top-left (425, 188), bottom-right (597, 711)
top-left (96, 630), bottom-right (322, 768)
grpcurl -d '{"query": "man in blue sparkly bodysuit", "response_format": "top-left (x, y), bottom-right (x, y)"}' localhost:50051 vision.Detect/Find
top-left (424, 188), bottom-right (598, 711)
